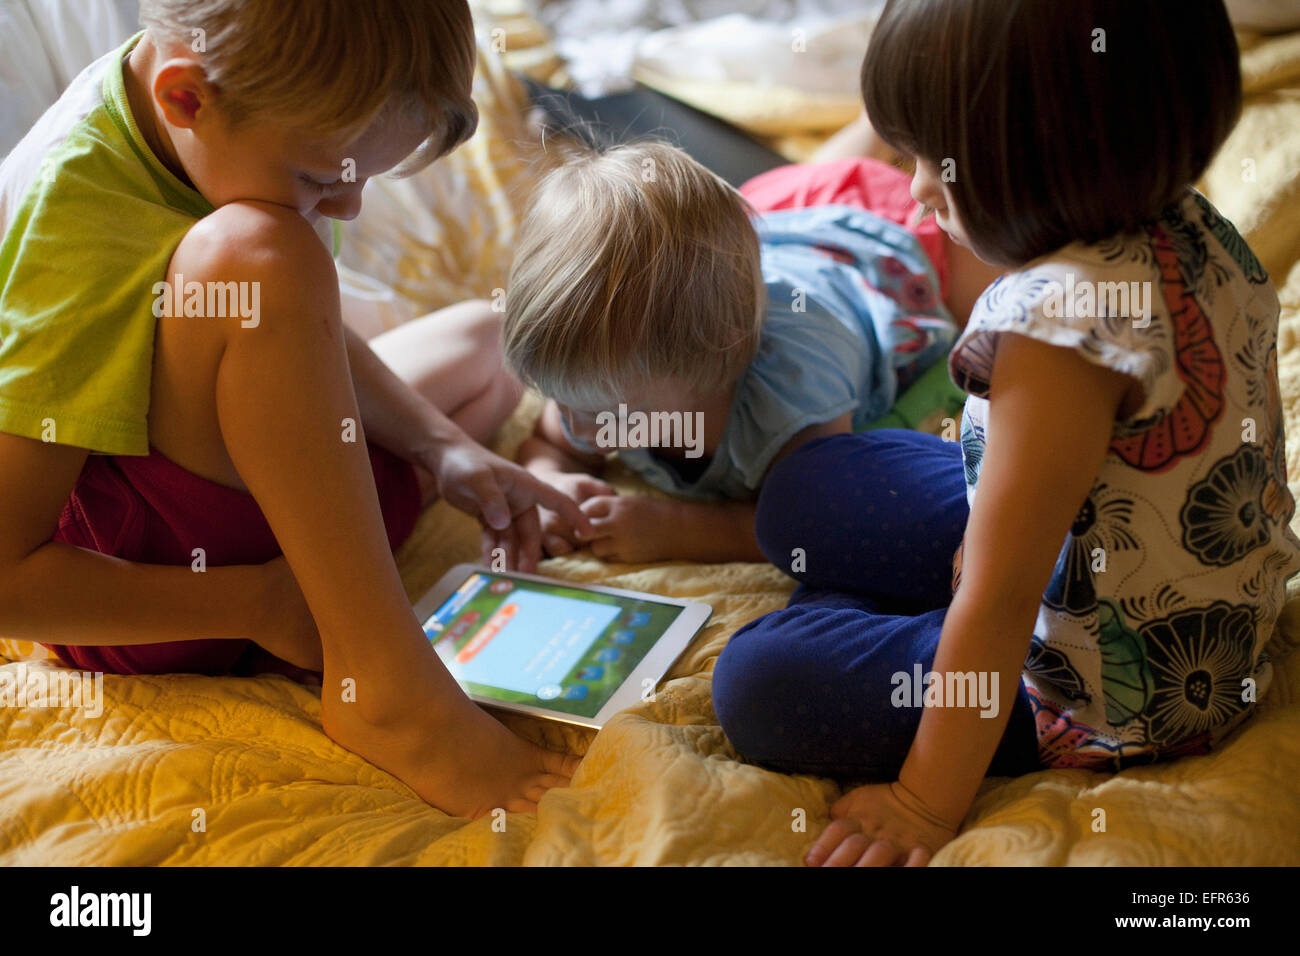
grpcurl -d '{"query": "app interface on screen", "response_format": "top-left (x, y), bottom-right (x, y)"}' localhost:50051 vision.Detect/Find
top-left (423, 572), bottom-right (684, 718)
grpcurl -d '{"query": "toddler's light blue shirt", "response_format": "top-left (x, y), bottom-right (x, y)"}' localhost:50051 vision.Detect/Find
top-left (565, 205), bottom-right (956, 500)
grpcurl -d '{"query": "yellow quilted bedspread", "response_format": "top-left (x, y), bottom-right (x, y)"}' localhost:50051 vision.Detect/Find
top-left (3, 32), bottom-right (1300, 866)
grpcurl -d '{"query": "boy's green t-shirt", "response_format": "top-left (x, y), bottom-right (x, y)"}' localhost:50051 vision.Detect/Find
top-left (0, 31), bottom-right (213, 455)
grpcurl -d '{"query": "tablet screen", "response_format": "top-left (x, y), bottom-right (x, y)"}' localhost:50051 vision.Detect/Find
top-left (422, 570), bottom-right (687, 718)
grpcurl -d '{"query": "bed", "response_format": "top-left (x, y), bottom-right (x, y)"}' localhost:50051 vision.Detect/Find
top-left (2, 19), bottom-right (1299, 866)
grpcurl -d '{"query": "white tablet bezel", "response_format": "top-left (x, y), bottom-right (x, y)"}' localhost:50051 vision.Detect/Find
top-left (412, 563), bottom-right (712, 730)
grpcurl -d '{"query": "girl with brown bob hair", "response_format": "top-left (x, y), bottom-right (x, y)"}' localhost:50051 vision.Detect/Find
top-left (712, 0), bottom-right (1299, 867)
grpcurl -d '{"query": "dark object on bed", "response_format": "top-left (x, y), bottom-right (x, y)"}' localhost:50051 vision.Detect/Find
top-left (522, 78), bottom-right (788, 189)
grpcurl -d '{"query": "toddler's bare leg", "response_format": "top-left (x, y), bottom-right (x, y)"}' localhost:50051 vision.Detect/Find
top-left (367, 299), bottom-right (525, 447)
top-left (810, 109), bottom-right (902, 166)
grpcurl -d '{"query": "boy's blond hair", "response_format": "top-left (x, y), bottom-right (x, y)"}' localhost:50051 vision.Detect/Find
top-left (503, 141), bottom-right (766, 411)
top-left (138, 0), bottom-right (478, 171)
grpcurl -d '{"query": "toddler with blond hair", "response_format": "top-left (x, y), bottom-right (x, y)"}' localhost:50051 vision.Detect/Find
top-left (505, 139), bottom-right (999, 563)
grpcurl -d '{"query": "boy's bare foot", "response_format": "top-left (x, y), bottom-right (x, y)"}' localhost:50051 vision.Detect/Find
top-left (320, 665), bottom-right (580, 818)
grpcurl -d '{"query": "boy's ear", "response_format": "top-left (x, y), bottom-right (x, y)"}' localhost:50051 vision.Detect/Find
top-left (152, 60), bottom-right (215, 129)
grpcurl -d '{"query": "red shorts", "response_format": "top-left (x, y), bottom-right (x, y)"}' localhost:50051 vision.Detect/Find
top-left (43, 442), bottom-right (422, 676)
top-left (739, 157), bottom-right (949, 300)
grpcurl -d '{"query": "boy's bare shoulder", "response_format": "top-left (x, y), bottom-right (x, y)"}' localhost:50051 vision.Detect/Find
top-left (170, 201), bottom-right (334, 286)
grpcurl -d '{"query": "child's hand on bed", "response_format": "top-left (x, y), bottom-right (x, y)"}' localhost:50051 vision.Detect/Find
top-left (804, 782), bottom-right (958, 867)
top-left (579, 494), bottom-right (676, 564)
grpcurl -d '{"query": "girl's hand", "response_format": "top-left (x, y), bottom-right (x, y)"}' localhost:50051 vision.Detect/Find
top-left (804, 782), bottom-right (959, 867)
top-left (580, 495), bottom-right (676, 564)
top-left (424, 439), bottom-right (594, 572)
top-left (531, 470), bottom-right (617, 557)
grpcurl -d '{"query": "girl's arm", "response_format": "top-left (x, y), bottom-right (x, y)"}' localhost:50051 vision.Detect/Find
top-left (900, 336), bottom-right (1128, 825)
top-left (807, 334), bottom-right (1130, 866)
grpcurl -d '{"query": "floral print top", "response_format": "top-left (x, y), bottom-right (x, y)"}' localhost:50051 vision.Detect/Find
top-left (948, 189), bottom-right (1300, 770)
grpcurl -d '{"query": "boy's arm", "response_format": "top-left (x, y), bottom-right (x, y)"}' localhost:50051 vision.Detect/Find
top-left (339, 324), bottom-right (592, 549)
top-left (340, 321), bottom-right (460, 466)
top-left (899, 335), bottom-right (1128, 825)
top-left (0, 433), bottom-right (277, 647)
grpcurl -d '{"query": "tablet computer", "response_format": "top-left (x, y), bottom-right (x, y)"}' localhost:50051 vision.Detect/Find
top-left (413, 564), bottom-right (712, 729)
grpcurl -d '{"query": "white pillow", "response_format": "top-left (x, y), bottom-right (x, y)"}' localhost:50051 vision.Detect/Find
top-left (22, 0), bottom-right (141, 90)
top-left (0, 3), bottom-right (60, 159)
top-left (0, 0), bottom-right (139, 158)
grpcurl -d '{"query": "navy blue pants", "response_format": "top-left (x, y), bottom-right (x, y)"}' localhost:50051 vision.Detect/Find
top-left (712, 430), bottom-right (1041, 780)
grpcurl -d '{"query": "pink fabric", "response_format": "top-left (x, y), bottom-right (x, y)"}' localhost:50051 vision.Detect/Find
top-left (44, 442), bottom-right (422, 676)
top-left (740, 157), bottom-right (950, 300)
